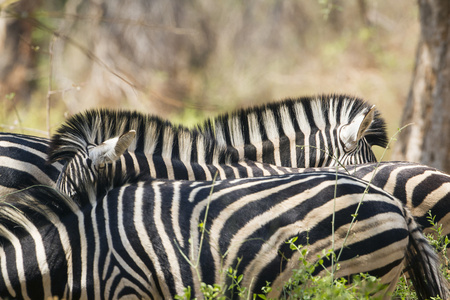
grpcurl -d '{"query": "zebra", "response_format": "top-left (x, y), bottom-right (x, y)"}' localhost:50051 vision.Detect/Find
top-left (1, 102), bottom-right (449, 240)
top-left (340, 161), bottom-right (450, 238)
top-left (49, 95), bottom-right (388, 169)
top-left (0, 133), bottom-right (63, 196)
top-left (2, 101), bottom-right (450, 242)
top-left (0, 94), bottom-right (385, 195)
top-left (0, 167), bottom-right (447, 299)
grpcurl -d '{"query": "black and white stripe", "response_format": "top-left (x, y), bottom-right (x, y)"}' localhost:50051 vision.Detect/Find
top-left (3, 133), bottom-right (450, 245)
top-left (0, 133), bottom-right (63, 195)
top-left (0, 171), bottom-right (447, 299)
top-left (53, 132), bottom-right (450, 257)
top-left (0, 95), bottom-right (386, 195)
top-left (341, 161), bottom-right (450, 237)
top-left (201, 94), bottom-right (387, 167)
top-left (48, 94), bottom-right (387, 170)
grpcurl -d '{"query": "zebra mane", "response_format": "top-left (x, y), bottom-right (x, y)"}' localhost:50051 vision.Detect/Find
top-left (48, 109), bottom-right (230, 164)
top-left (200, 94), bottom-right (388, 149)
top-left (49, 95), bottom-right (387, 167)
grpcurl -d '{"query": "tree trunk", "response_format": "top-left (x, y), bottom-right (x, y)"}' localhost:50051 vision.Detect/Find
top-left (391, 0), bottom-right (450, 173)
top-left (0, 0), bottom-right (40, 105)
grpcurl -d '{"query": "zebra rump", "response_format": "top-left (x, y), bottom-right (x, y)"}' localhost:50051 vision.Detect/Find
top-left (0, 172), bottom-right (447, 299)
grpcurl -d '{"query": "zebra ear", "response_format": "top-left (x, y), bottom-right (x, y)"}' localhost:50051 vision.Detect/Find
top-left (340, 106), bottom-right (375, 151)
top-left (89, 130), bottom-right (136, 167)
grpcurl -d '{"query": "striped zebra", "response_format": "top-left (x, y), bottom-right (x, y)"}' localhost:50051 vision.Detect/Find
top-left (50, 123), bottom-right (450, 259)
top-left (340, 161), bottom-right (450, 238)
top-left (2, 102), bottom-right (450, 242)
top-left (1, 104), bottom-right (447, 241)
top-left (1, 169), bottom-right (447, 299)
top-left (0, 94), bottom-right (385, 195)
top-left (0, 133), bottom-right (63, 196)
top-left (49, 95), bottom-right (387, 169)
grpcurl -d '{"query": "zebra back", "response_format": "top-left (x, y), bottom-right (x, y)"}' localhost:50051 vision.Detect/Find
top-left (0, 171), bottom-right (447, 299)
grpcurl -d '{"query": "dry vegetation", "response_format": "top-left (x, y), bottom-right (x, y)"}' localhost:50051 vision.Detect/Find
top-left (0, 0), bottom-right (418, 158)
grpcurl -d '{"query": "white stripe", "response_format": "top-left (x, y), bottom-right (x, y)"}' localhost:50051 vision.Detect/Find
top-left (237, 161), bottom-right (253, 177)
top-left (162, 127), bottom-right (174, 158)
top-left (293, 102), bottom-right (310, 167)
top-left (247, 112), bottom-right (263, 162)
top-left (0, 246), bottom-right (15, 297)
top-left (153, 182), bottom-right (185, 293)
top-left (91, 202), bottom-right (101, 300)
top-left (133, 182), bottom-right (171, 296)
top-left (196, 137), bottom-right (213, 181)
top-left (163, 157), bottom-right (175, 179)
top-left (314, 132), bottom-right (321, 167)
top-left (178, 132), bottom-right (193, 162)
top-left (262, 109), bottom-right (281, 165)
top-left (0, 157), bottom-right (57, 186)
top-left (311, 99), bottom-right (326, 130)
top-left (0, 224), bottom-right (29, 299)
top-left (211, 163), bottom-right (227, 180)
top-left (115, 186), bottom-right (154, 286)
top-left (130, 152), bottom-right (141, 176)
top-left (76, 210), bottom-right (88, 299)
top-left (102, 250), bottom-right (112, 281)
top-left (339, 97), bottom-right (353, 124)
top-left (143, 121), bottom-right (159, 154)
top-left (279, 105), bottom-right (297, 168)
top-left (214, 122), bottom-right (227, 149)
top-left (228, 116), bottom-right (245, 159)
top-left (0, 141), bottom-right (50, 160)
top-left (171, 181), bottom-right (184, 248)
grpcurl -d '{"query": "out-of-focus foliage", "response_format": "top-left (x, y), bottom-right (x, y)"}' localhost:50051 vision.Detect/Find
top-left (0, 0), bottom-right (418, 144)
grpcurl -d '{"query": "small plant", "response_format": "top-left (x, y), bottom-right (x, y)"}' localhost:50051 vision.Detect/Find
top-left (426, 211), bottom-right (450, 265)
top-left (392, 211), bottom-right (450, 299)
top-left (275, 237), bottom-right (385, 300)
top-left (392, 275), bottom-right (418, 300)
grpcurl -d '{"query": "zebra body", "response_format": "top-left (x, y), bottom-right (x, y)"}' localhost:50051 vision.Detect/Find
top-left (3, 131), bottom-right (450, 242)
top-left (50, 128), bottom-right (450, 240)
top-left (0, 95), bottom-right (385, 195)
top-left (1, 172), bottom-right (447, 299)
top-left (0, 133), bottom-right (63, 195)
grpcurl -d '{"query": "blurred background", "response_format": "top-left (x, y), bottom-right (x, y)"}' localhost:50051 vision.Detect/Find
top-left (0, 0), bottom-right (419, 159)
